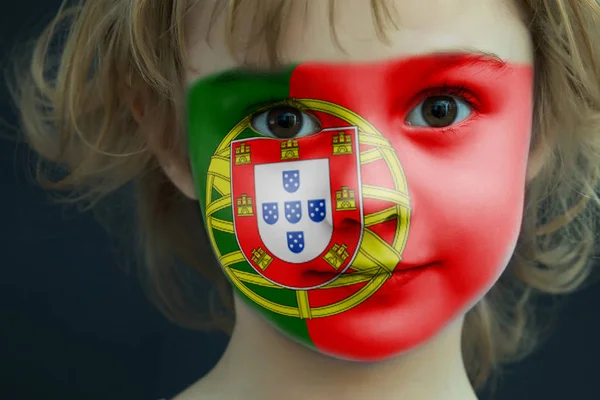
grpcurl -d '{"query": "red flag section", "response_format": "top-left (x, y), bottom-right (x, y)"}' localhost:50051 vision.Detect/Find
top-left (288, 54), bottom-right (534, 360)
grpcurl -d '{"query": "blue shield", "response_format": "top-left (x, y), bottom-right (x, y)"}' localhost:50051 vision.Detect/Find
top-left (262, 202), bottom-right (279, 225)
top-left (287, 231), bottom-right (305, 254)
top-left (284, 201), bottom-right (302, 224)
top-left (282, 170), bottom-right (300, 193)
top-left (307, 199), bottom-right (326, 223)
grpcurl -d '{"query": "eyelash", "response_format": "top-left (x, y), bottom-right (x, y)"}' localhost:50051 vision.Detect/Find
top-left (419, 83), bottom-right (480, 111)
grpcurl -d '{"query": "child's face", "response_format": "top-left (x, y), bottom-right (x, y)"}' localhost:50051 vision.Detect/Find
top-left (184, 0), bottom-right (534, 361)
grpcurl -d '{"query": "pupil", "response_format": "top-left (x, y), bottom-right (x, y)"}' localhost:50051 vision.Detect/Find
top-left (423, 96), bottom-right (457, 127)
top-left (266, 106), bottom-right (303, 139)
top-left (431, 101), bottom-right (451, 119)
top-left (277, 112), bottom-right (297, 129)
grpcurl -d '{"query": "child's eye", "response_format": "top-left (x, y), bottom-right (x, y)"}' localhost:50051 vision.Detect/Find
top-left (405, 95), bottom-right (473, 128)
top-left (250, 106), bottom-right (322, 139)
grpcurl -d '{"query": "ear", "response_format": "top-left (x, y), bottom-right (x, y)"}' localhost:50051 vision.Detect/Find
top-left (132, 98), bottom-right (198, 200)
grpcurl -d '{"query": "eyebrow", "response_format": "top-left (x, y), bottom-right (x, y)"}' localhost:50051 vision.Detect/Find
top-left (205, 49), bottom-right (509, 84)
top-left (427, 48), bottom-right (509, 70)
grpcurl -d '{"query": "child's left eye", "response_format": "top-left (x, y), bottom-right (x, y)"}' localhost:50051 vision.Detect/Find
top-left (251, 106), bottom-right (322, 139)
top-left (405, 95), bottom-right (473, 128)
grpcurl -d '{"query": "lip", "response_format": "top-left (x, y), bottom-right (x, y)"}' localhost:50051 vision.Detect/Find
top-left (304, 263), bottom-right (436, 285)
top-left (303, 264), bottom-right (433, 301)
top-left (380, 266), bottom-right (429, 291)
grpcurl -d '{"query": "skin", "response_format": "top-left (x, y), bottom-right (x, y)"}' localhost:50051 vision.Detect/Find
top-left (146, 0), bottom-right (539, 398)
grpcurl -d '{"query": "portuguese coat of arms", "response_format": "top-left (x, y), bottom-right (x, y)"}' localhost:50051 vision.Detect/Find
top-left (231, 127), bottom-right (364, 290)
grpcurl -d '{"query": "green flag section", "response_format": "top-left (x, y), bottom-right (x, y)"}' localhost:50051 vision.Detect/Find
top-left (187, 65), bottom-right (317, 350)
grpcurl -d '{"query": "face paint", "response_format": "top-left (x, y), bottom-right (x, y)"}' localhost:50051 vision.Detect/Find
top-left (187, 53), bottom-right (534, 361)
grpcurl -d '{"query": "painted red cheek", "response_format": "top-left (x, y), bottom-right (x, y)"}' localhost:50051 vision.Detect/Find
top-left (289, 55), bottom-right (534, 360)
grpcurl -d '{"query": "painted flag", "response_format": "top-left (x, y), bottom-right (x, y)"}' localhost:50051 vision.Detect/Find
top-left (187, 53), bottom-right (534, 361)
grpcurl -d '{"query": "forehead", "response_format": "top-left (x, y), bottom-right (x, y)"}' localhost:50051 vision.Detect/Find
top-left (184, 0), bottom-right (533, 83)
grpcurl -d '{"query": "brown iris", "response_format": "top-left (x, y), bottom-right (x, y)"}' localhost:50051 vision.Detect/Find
top-left (266, 106), bottom-right (304, 138)
top-left (422, 96), bottom-right (458, 127)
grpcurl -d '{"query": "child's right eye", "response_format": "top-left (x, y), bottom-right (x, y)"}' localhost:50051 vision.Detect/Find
top-left (250, 106), bottom-right (322, 139)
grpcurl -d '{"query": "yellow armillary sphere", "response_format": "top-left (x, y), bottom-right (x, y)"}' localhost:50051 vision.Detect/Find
top-left (203, 99), bottom-right (411, 319)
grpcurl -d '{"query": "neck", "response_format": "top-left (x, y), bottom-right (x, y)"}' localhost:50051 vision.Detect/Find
top-left (205, 295), bottom-right (477, 400)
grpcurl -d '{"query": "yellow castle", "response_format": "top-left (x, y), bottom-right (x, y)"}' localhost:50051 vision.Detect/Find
top-left (281, 139), bottom-right (299, 160)
top-left (335, 186), bottom-right (357, 211)
top-left (332, 131), bottom-right (353, 155)
top-left (235, 143), bottom-right (251, 165)
top-left (323, 244), bottom-right (350, 270)
top-left (236, 194), bottom-right (254, 217)
top-left (252, 247), bottom-right (273, 271)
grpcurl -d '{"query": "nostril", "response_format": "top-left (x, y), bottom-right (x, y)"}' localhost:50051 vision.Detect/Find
top-left (337, 217), bottom-right (362, 230)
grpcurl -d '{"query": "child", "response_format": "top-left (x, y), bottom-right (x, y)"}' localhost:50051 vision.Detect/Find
top-left (12, 0), bottom-right (600, 398)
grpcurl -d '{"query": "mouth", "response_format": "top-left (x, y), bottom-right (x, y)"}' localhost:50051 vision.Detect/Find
top-left (305, 263), bottom-right (436, 279)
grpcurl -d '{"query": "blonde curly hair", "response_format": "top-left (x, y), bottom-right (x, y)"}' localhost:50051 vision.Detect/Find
top-left (10, 0), bottom-right (600, 391)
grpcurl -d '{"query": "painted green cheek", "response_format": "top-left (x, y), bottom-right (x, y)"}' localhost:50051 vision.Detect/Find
top-left (186, 65), bottom-right (315, 349)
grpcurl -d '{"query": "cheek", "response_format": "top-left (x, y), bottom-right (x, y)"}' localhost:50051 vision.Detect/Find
top-left (395, 117), bottom-right (532, 297)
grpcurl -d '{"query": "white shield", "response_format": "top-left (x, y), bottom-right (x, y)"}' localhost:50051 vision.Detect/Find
top-left (254, 159), bottom-right (333, 263)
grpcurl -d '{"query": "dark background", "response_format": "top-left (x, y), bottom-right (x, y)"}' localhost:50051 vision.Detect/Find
top-left (1, 2), bottom-right (599, 399)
